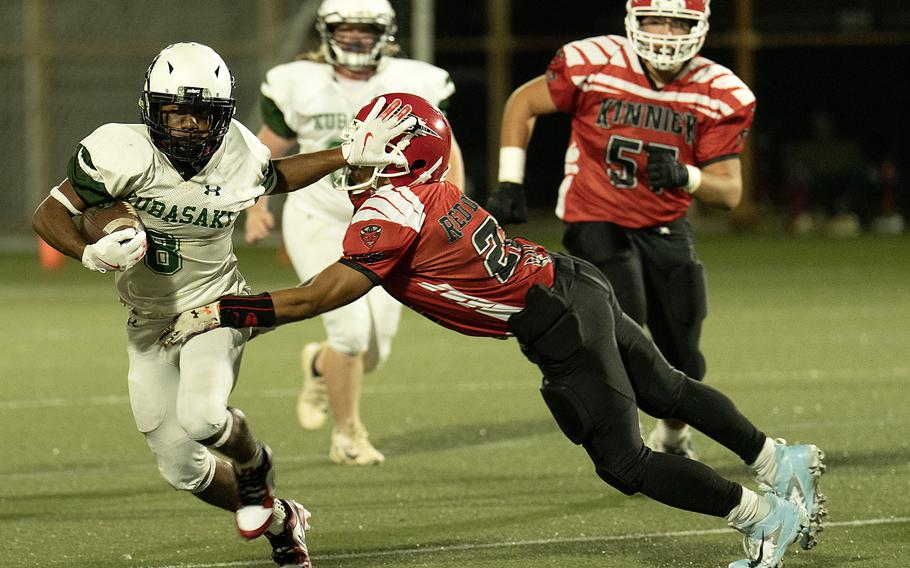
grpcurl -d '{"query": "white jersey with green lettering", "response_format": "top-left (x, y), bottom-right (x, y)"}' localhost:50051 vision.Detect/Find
top-left (69, 121), bottom-right (276, 317)
top-left (261, 56), bottom-right (455, 223)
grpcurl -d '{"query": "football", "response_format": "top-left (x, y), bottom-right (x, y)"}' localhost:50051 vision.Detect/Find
top-left (79, 201), bottom-right (144, 244)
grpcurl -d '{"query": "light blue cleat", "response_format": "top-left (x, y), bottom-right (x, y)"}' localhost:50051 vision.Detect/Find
top-left (763, 439), bottom-right (828, 550)
top-left (728, 492), bottom-right (808, 568)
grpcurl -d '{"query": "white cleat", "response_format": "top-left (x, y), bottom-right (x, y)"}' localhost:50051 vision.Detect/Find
top-left (330, 423), bottom-right (385, 466)
top-left (759, 439), bottom-right (828, 550)
top-left (728, 492), bottom-right (808, 568)
top-left (297, 342), bottom-right (328, 430)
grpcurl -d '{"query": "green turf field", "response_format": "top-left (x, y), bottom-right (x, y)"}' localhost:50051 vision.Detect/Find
top-left (1, 230), bottom-right (908, 567)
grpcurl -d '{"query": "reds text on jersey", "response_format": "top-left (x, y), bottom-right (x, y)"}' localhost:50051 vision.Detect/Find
top-left (547, 35), bottom-right (756, 227)
top-left (340, 182), bottom-right (554, 338)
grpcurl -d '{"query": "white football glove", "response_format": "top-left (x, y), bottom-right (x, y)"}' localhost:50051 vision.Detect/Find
top-left (159, 302), bottom-right (222, 348)
top-left (81, 228), bottom-right (148, 273)
top-left (341, 96), bottom-right (416, 167)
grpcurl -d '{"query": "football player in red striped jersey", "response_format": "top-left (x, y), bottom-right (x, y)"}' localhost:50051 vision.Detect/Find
top-left (487, 0), bottom-right (756, 460)
top-left (163, 94), bottom-right (825, 568)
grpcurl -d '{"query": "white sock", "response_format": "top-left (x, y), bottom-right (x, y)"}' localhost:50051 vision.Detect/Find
top-left (749, 437), bottom-right (778, 484)
top-left (266, 499), bottom-right (287, 535)
top-left (726, 487), bottom-right (772, 529)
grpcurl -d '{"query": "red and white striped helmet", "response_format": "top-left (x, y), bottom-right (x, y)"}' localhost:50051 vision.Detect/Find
top-left (625, 0), bottom-right (710, 71)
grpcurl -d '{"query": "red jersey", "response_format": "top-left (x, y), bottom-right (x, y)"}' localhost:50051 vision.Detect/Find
top-left (340, 181), bottom-right (555, 338)
top-left (546, 35), bottom-right (756, 227)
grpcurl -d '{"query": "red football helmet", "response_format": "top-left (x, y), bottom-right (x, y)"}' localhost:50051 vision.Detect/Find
top-left (336, 92), bottom-right (451, 191)
top-left (625, 0), bottom-right (710, 71)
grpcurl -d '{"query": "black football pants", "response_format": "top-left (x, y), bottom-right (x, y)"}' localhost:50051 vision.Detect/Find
top-left (509, 253), bottom-right (765, 517)
top-left (563, 218), bottom-right (707, 381)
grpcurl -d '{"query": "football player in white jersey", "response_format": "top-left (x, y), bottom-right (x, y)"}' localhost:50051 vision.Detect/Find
top-left (244, 0), bottom-right (465, 466)
top-left (31, 42), bottom-right (414, 567)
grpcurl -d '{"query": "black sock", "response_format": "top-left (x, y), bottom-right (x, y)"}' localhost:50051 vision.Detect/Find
top-left (639, 451), bottom-right (743, 518)
top-left (674, 378), bottom-right (767, 464)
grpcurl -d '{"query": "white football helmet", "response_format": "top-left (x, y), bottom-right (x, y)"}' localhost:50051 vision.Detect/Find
top-left (139, 42), bottom-right (236, 163)
top-left (316, 0), bottom-right (397, 69)
top-left (625, 0), bottom-right (710, 71)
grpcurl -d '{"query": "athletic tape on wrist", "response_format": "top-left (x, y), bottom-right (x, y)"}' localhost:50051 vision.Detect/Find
top-left (498, 146), bottom-right (526, 184)
top-left (684, 165), bottom-right (702, 194)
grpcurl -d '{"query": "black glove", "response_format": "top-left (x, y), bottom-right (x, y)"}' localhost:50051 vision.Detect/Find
top-left (485, 181), bottom-right (528, 225)
top-left (646, 152), bottom-right (689, 191)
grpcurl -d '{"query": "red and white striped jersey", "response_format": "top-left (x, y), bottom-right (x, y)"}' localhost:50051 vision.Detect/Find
top-left (546, 34), bottom-right (756, 227)
top-left (340, 181), bottom-right (555, 338)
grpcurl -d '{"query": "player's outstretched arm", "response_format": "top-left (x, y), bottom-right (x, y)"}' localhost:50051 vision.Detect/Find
top-left (269, 96), bottom-right (416, 195)
top-left (160, 262), bottom-right (375, 347)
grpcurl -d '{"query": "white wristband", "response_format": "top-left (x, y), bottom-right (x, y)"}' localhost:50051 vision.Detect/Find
top-left (684, 165), bottom-right (702, 194)
top-left (498, 146), bottom-right (526, 184)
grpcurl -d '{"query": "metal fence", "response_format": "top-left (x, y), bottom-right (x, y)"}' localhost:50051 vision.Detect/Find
top-left (3, 0), bottom-right (909, 245)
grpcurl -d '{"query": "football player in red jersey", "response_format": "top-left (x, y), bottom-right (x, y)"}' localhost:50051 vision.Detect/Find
top-left (162, 94), bottom-right (826, 568)
top-left (487, 0), bottom-right (755, 460)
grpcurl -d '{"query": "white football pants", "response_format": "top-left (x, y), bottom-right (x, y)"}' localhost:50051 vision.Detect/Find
top-left (126, 313), bottom-right (250, 492)
top-left (282, 206), bottom-right (402, 369)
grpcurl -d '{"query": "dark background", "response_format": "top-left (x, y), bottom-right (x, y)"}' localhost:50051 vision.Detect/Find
top-left (419, 1), bottom-right (910, 214)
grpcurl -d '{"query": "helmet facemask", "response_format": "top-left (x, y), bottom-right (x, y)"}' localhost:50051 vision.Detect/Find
top-left (625, 0), bottom-right (710, 71)
top-left (316, 0), bottom-right (397, 70)
top-left (141, 89), bottom-right (234, 163)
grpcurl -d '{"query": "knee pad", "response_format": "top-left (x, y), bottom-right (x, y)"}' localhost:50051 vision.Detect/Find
top-left (592, 440), bottom-right (650, 496)
top-left (540, 378), bottom-right (593, 444)
top-left (540, 371), bottom-right (628, 445)
top-left (148, 434), bottom-right (216, 492)
top-left (596, 466), bottom-right (640, 496)
top-left (325, 328), bottom-right (370, 356)
top-left (176, 401), bottom-right (231, 443)
top-left (668, 262), bottom-right (707, 325)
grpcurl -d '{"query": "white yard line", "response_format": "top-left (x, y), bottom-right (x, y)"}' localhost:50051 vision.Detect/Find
top-left (145, 516), bottom-right (910, 567)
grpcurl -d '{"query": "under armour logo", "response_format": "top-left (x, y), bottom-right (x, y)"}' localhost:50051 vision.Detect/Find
top-left (127, 318), bottom-right (139, 328)
top-left (203, 185), bottom-right (222, 196)
top-left (190, 310), bottom-right (200, 319)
